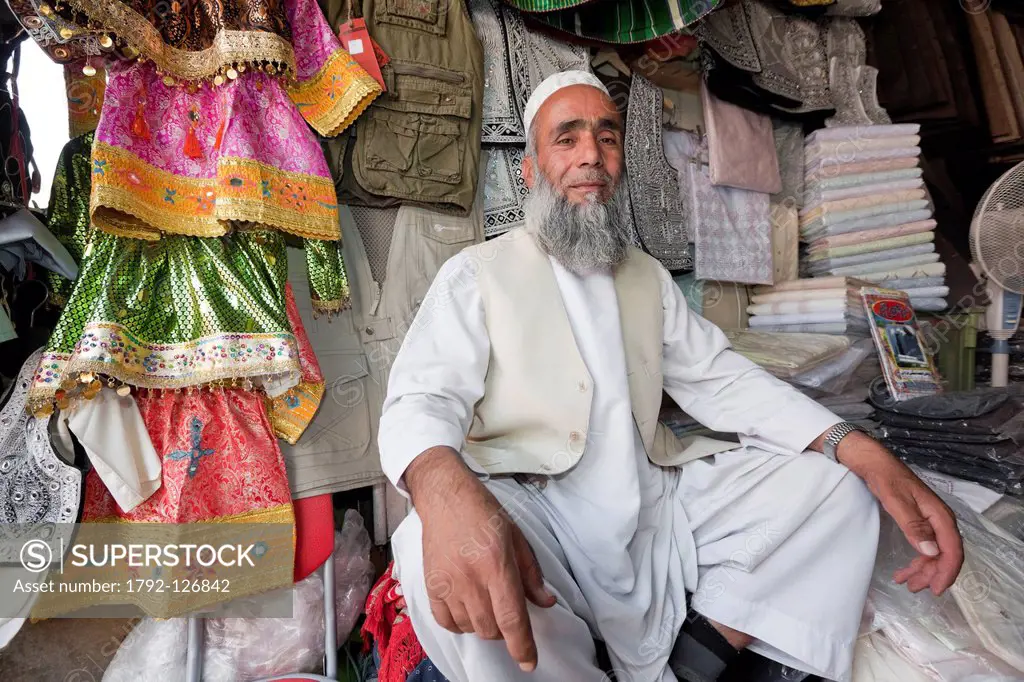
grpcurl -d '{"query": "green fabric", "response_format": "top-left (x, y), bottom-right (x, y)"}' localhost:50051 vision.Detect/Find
top-left (305, 237), bottom-right (351, 312)
top-left (47, 229), bottom-right (291, 356)
top-left (46, 131), bottom-right (95, 307)
top-left (511, 0), bottom-right (720, 44)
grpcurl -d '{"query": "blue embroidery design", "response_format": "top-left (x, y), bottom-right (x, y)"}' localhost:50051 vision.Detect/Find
top-left (167, 417), bottom-right (215, 478)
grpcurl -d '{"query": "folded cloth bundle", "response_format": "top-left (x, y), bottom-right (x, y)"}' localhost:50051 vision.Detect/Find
top-left (754, 275), bottom-right (873, 294)
top-left (800, 189), bottom-right (928, 223)
top-left (804, 167), bottom-right (923, 194)
top-left (746, 299), bottom-right (864, 317)
top-left (908, 298), bottom-right (947, 312)
top-left (801, 209), bottom-right (935, 240)
top-left (808, 219), bottom-right (936, 250)
top-left (750, 287), bottom-right (863, 303)
top-left (804, 178), bottom-right (924, 205)
top-left (723, 330), bottom-right (852, 377)
top-left (901, 286), bottom-right (950, 299)
top-left (877, 276), bottom-right (946, 290)
top-left (805, 135), bottom-right (922, 156)
top-left (807, 231), bottom-right (935, 261)
top-left (804, 157), bottom-right (920, 182)
top-left (856, 261), bottom-right (946, 282)
top-left (807, 244), bottom-right (937, 274)
top-left (805, 124), bottom-right (921, 143)
top-left (752, 322), bottom-right (869, 334)
top-left (748, 311), bottom-right (865, 326)
top-left (805, 146), bottom-right (921, 170)
top-left (800, 199), bottom-right (931, 232)
top-left (826, 252), bottom-right (941, 276)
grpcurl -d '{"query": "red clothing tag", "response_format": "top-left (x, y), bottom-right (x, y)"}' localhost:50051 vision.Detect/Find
top-left (338, 19), bottom-right (387, 91)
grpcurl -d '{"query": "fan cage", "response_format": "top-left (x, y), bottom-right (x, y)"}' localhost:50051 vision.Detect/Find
top-left (970, 162), bottom-right (1024, 295)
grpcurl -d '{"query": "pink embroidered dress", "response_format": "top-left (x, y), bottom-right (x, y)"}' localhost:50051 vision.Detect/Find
top-left (27, 0), bottom-right (376, 415)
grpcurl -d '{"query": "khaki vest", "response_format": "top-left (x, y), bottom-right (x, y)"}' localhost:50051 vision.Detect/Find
top-left (462, 228), bottom-right (738, 476)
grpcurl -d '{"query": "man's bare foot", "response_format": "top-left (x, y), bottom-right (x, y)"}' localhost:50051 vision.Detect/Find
top-left (707, 619), bottom-right (754, 651)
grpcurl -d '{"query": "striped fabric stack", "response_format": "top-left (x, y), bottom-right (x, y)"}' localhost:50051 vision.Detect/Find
top-left (746, 276), bottom-right (871, 336)
top-left (799, 124), bottom-right (948, 312)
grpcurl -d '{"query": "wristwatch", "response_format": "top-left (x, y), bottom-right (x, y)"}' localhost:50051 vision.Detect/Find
top-left (822, 421), bottom-right (864, 459)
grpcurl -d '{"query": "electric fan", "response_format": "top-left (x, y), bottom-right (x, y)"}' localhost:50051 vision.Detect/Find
top-left (969, 161), bottom-right (1024, 387)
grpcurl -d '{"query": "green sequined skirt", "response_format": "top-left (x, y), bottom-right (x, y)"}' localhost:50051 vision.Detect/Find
top-left (29, 228), bottom-right (303, 410)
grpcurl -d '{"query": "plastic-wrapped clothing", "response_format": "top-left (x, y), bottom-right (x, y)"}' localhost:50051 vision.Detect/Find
top-left (867, 507), bottom-right (1024, 680)
top-left (789, 339), bottom-right (875, 393)
top-left (888, 443), bottom-right (1024, 479)
top-left (909, 466), bottom-right (1003, 514)
top-left (879, 430), bottom-right (1024, 464)
top-left (875, 424), bottom-right (1014, 445)
top-left (890, 447), bottom-right (1024, 496)
top-left (102, 510), bottom-right (374, 682)
top-left (874, 400), bottom-right (1024, 440)
top-left (985, 497), bottom-right (1024, 543)
top-left (869, 383), bottom-right (1012, 419)
top-left (851, 632), bottom-right (934, 682)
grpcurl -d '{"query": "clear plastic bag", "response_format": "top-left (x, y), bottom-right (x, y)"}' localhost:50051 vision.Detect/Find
top-left (103, 510), bottom-right (375, 682)
top-left (790, 338), bottom-right (875, 393)
top-left (867, 496), bottom-right (1024, 680)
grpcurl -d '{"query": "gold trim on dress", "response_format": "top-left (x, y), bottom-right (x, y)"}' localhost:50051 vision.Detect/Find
top-left (287, 48), bottom-right (382, 138)
top-left (90, 142), bottom-right (342, 241)
top-left (267, 380), bottom-right (326, 445)
top-left (28, 323), bottom-right (303, 411)
top-left (55, 0), bottom-right (297, 82)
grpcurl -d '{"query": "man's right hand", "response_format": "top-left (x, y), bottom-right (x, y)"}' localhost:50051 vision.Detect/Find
top-left (404, 447), bottom-right (557, 672)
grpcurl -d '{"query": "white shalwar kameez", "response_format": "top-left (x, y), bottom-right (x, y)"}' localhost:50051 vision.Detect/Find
top-left (380, 251), bottom-right (880, 682)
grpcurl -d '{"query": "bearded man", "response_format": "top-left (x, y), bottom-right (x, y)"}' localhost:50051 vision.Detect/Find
top-left (377, 72), bottom-right (963, 682)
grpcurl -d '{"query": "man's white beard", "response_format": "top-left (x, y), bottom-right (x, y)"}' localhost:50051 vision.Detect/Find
top-left (524, 170), bottom-right (633, 276)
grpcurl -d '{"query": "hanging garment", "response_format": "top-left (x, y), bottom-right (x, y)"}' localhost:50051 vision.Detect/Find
top-left (469, 0), bottom-right (589, 145)
top-left (64, 61), bottom-right (106, 138)
top-left (265, 282), bottom-right (326, 445)
top-left (771, 203), bottom-right (800, 283)
top-left (772, 121), bottom-right (805, 207)
top-left (626, 75), bottom-right (691, 271)
top-left (509, 0), bottom-right (720, 44)
top-left (28, 386), bottom-right (295, 618)
top-left (701, 85), bottom-right (782, 193)
top-left (740, 0), bottom-right (832, 113)
top-left (7, 0), bottom-right (103, 65)
top-left (349, 0), bottom-right (484, 216)
top-left (281, 197), bottom-right (483, 503)
top-left (0, 208), bottom-right (78, 281)
top-left (89, 34), bottom-right (379, 241)
top-left (481, 146), bottom-right (528, 238)
top-left (0, 349), bottom-right (86, 531)
top-left (663, 130), bottom-right (772, 284)
top-left (18, 0), bottom-right (317, 85)
top-left (44, 131), bottom-right (94, 307)
top-left (0, 352), bottom-right (88, 633)
top-left (28, 229), bottom-right (304, 414)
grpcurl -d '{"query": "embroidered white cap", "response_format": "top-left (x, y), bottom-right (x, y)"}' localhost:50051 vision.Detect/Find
top-left (523, 70), bottom-right (610, 138)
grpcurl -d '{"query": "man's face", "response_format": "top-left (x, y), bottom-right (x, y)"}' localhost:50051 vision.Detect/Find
top-left (523, 85), bottom-right (624, 205)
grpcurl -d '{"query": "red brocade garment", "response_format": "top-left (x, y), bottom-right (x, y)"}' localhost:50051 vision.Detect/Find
top-left (362, 562), bottom-right (428, 682)
top-left (83, 387), bottom-right (292, 523)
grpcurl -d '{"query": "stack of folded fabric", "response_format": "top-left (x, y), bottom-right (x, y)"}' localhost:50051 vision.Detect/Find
top-left (747, 276), bottom-right (871, 335)
top-left (871, 386), bottom-right (1024, 497)
top-left (800, 124), bottom-right (949, 312)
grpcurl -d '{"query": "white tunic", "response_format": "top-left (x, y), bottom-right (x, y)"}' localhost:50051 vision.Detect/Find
top-left (380, 251), bottom-right (878, 682)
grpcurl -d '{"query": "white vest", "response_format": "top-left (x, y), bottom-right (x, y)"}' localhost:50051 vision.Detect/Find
top-left (462, 227), bottom-right (738, 476)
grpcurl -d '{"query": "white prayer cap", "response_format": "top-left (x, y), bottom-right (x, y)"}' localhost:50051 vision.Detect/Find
top-left (522, 70), bottom-right (610, 137)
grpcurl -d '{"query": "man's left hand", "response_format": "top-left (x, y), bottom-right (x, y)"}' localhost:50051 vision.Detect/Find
top-left (835, 431), bottom-right (964, 595)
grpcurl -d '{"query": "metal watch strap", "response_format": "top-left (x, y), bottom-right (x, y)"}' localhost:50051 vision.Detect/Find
top-left (823, 421), bottom-right (862, 459)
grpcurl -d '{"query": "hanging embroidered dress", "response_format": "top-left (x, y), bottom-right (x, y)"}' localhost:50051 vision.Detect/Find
top-left (80, 0), bottom-right (379, 241)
